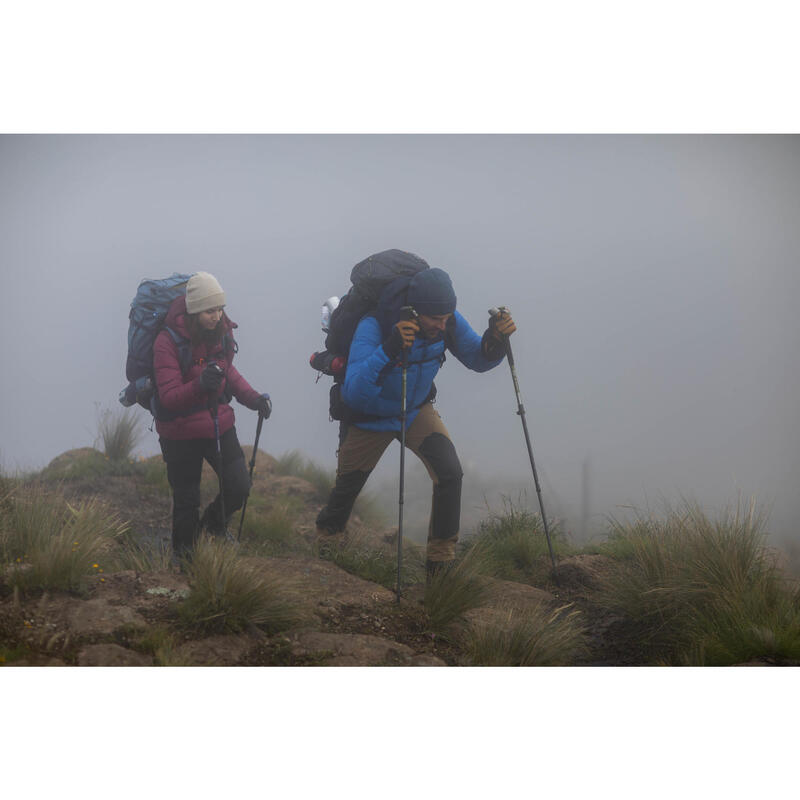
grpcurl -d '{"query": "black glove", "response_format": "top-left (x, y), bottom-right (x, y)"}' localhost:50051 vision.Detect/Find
top-left (199, 363), bottom-right (224, 392)
top-left (257, 393), bottom-right (272, 419)
top-left (383, 319), bottom-right (419, 359)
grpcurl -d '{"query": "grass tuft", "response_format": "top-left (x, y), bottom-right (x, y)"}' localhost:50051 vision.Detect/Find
top-left (597, 498), bottom-right (800, 664)
top-left (96, 407), bottom-right (143, 462)
top-left (133, 627), bottom-right (195, 666)
top-left (111, 531), bottom-right (172, 573)
top-left (424, 549), bottom-right (494, 633)
top-left (467, 603), bottom-right (587, 666)
top-left (181, 537), bottom-right (301, 634)
top-left (460, 497), bottom-right (568, 584)
top-left (1, 484), bottom-right (129, 593)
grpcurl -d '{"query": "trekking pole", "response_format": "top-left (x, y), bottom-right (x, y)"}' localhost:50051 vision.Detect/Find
top-left (237, 412), bottom-right (264, 541)
top-left (207, 363), bottom-right (232, 544)
top-left (396, 305), bottom-right (418, 603)
top-left (489, 307), bottom-right (558, 581)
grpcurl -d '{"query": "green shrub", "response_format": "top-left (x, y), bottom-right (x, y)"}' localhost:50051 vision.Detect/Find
top-left (1, 485), bottom-right (129, 592)
top-left (461, 498), bottom-right (568, 584)
top-left (683, 579), bottom-right (800, 665)
top-left (467, 603), bottom-right (587, 666)
top-left (181, 537), bottom-right (300, 634)
top-left (597, 499), bottom-right (800, 664)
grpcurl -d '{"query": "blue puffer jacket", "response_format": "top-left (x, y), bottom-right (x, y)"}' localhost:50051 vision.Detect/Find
top-left (342, 310), bottom-right (505, 432)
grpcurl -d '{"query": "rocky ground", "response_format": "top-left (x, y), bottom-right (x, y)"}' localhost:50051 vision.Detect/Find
top-left (0, 446), bottom-right (654, 667)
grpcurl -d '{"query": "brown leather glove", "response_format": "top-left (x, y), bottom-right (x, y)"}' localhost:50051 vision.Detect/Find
top-left (384, 319), bottom-right (420, 358)
top-left (489, 308), bottom-right (517, 341)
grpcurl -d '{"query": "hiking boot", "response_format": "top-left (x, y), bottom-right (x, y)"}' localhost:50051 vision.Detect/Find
top-left (200, 505), bottom-right (231, 540)
top-left (315, 526), bottom-right (347, 557)
top-left (171, 548), bottom-right (191, 573)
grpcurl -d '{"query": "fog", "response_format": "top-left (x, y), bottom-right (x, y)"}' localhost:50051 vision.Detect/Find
top-left (1, 135), bottom-right (798, 545)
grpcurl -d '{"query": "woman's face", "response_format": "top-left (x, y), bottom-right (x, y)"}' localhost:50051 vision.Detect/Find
top-left (197, 306), bottom-right (224, 330)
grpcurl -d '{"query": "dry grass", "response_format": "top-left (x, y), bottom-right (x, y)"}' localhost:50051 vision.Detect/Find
top-left (1, 483), bottom-right (128, 592)
top-left (467, 603), bottom-right (587, 666)
top-left (460, 497), bottom-right (568, 584)
top-left (597, 498), bottom-right (800, 664)
top-left (111, 532), bottom-right (173, 573)
top-left (424, 549), bottom-right (494, 633)
top-left (96, 406), bottom-right (143, 462)
top-left (181, 536), bottom-right (302, 634)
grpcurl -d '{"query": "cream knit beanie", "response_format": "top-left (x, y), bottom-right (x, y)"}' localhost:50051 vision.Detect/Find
top-left (186, 272), bottom-right (226, 314)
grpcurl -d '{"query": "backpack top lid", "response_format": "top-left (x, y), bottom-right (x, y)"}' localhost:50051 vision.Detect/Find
top-left (324, 250), bottom-right (430, 356)
top-left (125, 273), bottom-right (193, 383)
top-left (349, 249), bottom-right (430, 304)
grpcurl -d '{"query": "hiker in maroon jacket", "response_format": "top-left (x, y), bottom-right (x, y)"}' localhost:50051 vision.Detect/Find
top-left (153, 271), bottom-right (272, 558)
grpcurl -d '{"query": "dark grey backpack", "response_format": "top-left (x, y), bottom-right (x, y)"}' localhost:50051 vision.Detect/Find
top-left (323, 248), bottom-right (429, 358)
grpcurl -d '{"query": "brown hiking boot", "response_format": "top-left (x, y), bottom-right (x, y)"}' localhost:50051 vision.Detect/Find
top-left (315, 526), bottom-right (347, 556)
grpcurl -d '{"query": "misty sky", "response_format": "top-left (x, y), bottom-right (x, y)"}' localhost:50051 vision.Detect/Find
top-left (1, 134), bottom-right (798, 544)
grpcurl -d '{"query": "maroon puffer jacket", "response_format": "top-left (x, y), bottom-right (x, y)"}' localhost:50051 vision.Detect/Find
top-left (153, 296), bottom-right (261, 440)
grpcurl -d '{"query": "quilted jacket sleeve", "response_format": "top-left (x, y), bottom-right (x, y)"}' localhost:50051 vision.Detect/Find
top-left (342, 317), bottom-right (393, 411)
top-left (447, 310), bottom-right (505, 372)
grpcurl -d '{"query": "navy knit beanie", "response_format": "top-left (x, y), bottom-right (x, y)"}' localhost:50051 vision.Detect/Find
top-left (407, 268), bottom-right (457, 316)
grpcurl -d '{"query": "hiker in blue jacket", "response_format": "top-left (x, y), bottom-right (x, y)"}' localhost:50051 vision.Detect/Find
top-left (315, 267), bottom-right (516, 575)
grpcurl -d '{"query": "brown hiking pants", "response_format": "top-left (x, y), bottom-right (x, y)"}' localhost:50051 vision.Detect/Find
top-left (316, 403), bottom-right (463, 562)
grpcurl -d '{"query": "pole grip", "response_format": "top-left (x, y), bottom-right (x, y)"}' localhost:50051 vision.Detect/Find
top-left (400, 305), bottom-right (419, 322)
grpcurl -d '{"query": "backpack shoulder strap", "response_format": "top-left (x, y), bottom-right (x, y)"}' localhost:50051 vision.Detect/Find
top-left (164, 326), bottom-right (194, 375)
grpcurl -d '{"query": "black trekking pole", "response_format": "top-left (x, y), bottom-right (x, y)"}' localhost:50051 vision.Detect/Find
top-left (237, 412), bottom-right (264, 541)
top-left (207, 363), bottom-right (232, 544)
top-left (489, 307), bottom-right (558, 581)
top-left (396, 306), bottom-right (418, 603)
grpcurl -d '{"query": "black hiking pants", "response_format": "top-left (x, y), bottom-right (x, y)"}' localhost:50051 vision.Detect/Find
top-left (159, 427), bottom-right (251, 556)
top-left (316, 403), bottom-right (463, 562)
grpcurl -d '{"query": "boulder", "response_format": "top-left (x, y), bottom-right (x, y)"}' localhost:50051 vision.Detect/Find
top-left (66, 598), bottom-right (147, 636)
top-left (175, 634), bottom-right (258, 666)
top-left (289, 630), bottom-right (437, 666)
top-left (251, 556), bottom-right (395, 616)
top-left (77, 643), bottom-right (153, 666)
